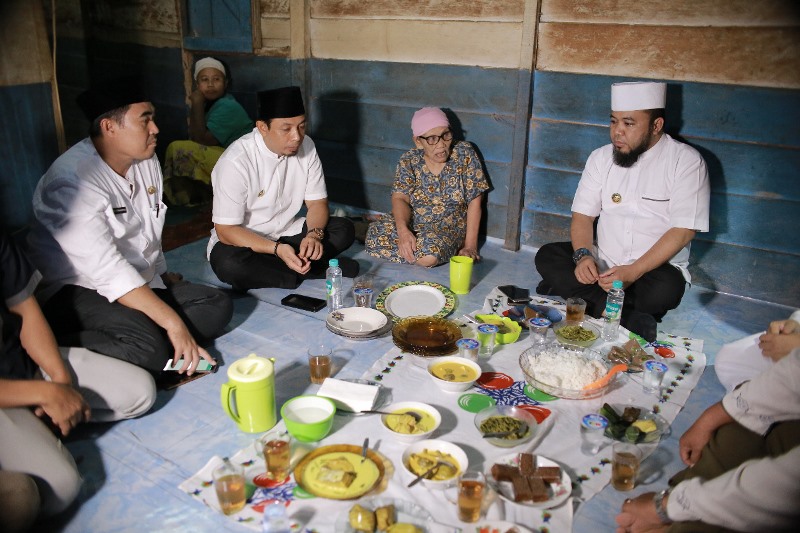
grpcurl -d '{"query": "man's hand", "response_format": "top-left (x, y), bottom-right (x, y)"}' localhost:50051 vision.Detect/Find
top-left (457, 246), bottom-right (480, 262)
top-left (298, 235), bottom-right (324, 261)
top-left (166, 322), bottom-right (216, 375)
top-left (574, 256), bottom-right (599, 285)
top-left (276, 243), bottom-right (311, 275)
top-left (767, 318), bottom-right (799, 335)
top-left (758, 326), bottom-right (800, 362)
top-left (615, 493), bottom-right (669, 533)
top-left (599, 264), bottom-right (643, 291)
top-left (38, 382), bottom-right (91, 436)
top-left (397, 229), bottom-right (417, 264)
top-left (189, 88), bottom-right (206, 107)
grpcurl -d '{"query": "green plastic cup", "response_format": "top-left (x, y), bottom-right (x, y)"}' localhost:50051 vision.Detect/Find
top-left (449, 256), bottom-right (474, 295)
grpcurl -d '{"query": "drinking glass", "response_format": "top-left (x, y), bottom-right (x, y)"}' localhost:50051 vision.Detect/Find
top-left (643, 360), bottom-right (668, 395)
top-left (457, 471), bottom-right (485, 523)
top-left (565, 297), bottom-right (587, 322)
top-left (611, 442), bottom-right (642, 491)
top-left (476, 324), bottom-right (498, 358)
top-left (308, 344), bottom-right (332, 384)
top-left (213, 458), bottom-right (246, 515)
top-left (257, 430), bottom-right (291, 483)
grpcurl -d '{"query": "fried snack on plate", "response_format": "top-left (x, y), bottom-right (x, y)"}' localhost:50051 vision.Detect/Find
top-left (375, 504), bottom-right (395, 530)
top-left (348, 504), bottom-right (375, 532)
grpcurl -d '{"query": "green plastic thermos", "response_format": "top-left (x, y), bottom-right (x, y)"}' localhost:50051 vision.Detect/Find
top-left (220, 354), bottom-right (277, 433)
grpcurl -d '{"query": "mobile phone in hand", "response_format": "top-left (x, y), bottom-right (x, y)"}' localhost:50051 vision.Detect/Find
top-left (162, 359), bottom-right (217, 372)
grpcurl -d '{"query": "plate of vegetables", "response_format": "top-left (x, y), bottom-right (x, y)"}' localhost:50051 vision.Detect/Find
top-left (599, 403), bottom-right (670, 444)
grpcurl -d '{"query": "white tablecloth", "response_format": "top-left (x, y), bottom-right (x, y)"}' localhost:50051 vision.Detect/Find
top-left (180, 297), bottom-right (706, 532)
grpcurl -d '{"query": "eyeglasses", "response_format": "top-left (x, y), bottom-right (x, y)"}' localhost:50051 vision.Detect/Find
top-left (418, 130), bottom-right (453, 145)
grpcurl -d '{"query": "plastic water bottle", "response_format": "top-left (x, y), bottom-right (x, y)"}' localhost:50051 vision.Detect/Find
top-left (325, 258), bottom-right (343, 312)
top-left (261, 502), bottom-right (290, 533)
top-left (602, 280), bottom-right (625, 341)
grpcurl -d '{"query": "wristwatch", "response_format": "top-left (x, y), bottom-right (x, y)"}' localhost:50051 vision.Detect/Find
top-left (653, 488), bottom-right (672, 524)
top-left (572, 247), bottom-right (594, 265)
top-left (306, 228), bottom-right (324, 240)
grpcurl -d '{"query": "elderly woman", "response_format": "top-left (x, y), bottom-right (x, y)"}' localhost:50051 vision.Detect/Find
top-left (365, 107), bottom-right (490, 266)
top-left (163, 57), bottom-right (253, 206)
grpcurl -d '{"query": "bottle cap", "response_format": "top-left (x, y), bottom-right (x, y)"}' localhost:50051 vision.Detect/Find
top-left (612, 280), bottom-right (623, 289)
top-left (329, 259), bottom-right (339, 267)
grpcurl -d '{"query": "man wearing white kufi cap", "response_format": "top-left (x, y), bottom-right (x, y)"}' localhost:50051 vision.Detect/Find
top-left (535, 81), bottom-right (710, 341)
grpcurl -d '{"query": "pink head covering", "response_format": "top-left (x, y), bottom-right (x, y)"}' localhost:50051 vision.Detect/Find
top-left (411, 107), bottom-right (449, 137)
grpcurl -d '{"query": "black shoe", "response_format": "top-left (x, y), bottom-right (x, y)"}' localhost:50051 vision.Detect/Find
top-left (337, 257), bottom-right (360, 278)
top-left (621, 310), bottom-right (658, 343)
top-left (535, 280), bottom-right (553, 295)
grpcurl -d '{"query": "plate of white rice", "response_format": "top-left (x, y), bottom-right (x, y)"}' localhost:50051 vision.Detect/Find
top-left (519, 343), bottom-right (618, 399)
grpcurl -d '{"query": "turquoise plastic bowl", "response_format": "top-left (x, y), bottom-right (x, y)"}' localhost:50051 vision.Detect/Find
top-left (281, 395), bottom-right (336, 442)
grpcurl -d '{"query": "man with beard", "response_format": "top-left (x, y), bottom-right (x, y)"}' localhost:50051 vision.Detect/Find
top-left (208, 86), bottom-right (357, 289)
top-left (534, 82), bottom-right (710, 341)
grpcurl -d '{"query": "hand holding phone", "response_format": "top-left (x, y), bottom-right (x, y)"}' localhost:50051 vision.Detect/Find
top-left (163, 359), bottom-right (217, 372)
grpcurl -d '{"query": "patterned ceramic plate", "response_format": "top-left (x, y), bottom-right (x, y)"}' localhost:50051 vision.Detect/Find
top-left (376, 281), bottom-right (456, 320)
top-left (486, 452), bottom-right (571, 509)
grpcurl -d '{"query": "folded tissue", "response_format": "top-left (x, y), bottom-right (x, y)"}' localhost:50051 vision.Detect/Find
top-left (317, 378), bottom-right (380, 413)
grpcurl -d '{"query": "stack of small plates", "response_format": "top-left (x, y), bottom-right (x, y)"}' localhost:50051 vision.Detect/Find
top-left (326, 307), bottom-right (392, 340)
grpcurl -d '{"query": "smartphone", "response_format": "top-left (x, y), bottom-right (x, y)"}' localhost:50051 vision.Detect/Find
top-left (281, 293), bottom-right (327, 312)
top-left (499, 285), bottom-right (531, 304)
top-left (162, 359), bottom-right (218, 372)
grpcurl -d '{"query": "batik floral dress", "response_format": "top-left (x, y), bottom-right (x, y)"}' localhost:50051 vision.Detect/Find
top-left (365, 141), bottom-right (489, 265)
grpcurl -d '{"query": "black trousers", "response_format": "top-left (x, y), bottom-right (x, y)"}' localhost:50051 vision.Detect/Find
top-left (534, 241), bottom-right (686, 320)
top-left (42, 281), bottom-right (233, 372)
top-left (209, 216), bottom-right (356, 290)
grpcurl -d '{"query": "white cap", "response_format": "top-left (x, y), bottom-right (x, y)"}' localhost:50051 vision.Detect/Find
top-left (611, 82), bottom-right (666, 111)
top-left (194, 57), bottom-right (225, 79)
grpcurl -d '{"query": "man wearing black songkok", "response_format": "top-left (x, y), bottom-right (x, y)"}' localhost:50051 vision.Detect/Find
top-left (208, 86), bottom-right (358, 289)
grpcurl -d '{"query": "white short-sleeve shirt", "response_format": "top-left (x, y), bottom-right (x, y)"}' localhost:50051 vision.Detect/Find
top-left (571, 134), bottom-right (710, 282)
top-left (27, 138), bottom-right (167, 302)
top-left (208, 129), bottom-right (327, 257)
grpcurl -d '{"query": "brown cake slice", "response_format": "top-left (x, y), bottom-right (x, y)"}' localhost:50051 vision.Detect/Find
top-left (510, 472), bottom-right (532, 502)
top-left (491, 463), bottom-right (519, 483)
top-left (527, 475), bottom-right (550, 503)
top-left (518, 453), bottom-right (535, 476)
top-left (533, 466), bottom-right (562, 484)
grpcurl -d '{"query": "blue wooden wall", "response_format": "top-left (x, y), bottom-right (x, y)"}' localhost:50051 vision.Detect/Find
top-left (20, 40), bottom-right (800, 305)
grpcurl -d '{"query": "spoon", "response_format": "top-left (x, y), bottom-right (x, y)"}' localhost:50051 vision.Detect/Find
top-left (360, 438), bottom-right (369, 464)
top-left (482, 421), bottom-right (529, 439)
top-left (582, 363), bottom-right (628, 391)
top-left (359, 409), bottom-right (422, 422)
top-left (407, 459), bottom-right (455, 488)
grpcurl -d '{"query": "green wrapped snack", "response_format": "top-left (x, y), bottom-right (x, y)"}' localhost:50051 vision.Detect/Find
top-left (624, 425), bottom-right (642, 443)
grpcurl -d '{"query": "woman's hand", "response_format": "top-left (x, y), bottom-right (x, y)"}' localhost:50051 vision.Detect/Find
top-left (397, 229), bottom-right (417, 264)
top-left (457, 246), bottom-right (480, 261)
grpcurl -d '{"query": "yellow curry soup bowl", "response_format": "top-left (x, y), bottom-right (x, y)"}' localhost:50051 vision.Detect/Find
top-left (474, 314), bottom-right (522, 344)
top-left (379, 401), bottom-right (441, 443)
top-left (401, 439), bottom-right (469, 490)
top-left (427, 356), bottom-right (482, 393)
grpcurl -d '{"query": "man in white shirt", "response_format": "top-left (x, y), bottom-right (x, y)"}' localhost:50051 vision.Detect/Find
top-left (615, 349), bottom-right (800, 532)
top-left (535, 82), bottom-right (710, 341)
top-left (208, 86), bottom-right (357, 290)
top-left (26, 79), bottom-right (232, 375)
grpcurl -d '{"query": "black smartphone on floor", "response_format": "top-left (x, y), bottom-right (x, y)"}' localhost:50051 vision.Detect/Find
top-left (498, 285), bottom-right (531, 304)
top-left (281, 293), bottom-right (327, 312)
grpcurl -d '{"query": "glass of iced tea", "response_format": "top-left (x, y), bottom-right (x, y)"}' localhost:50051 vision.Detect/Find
top-left (258, 430), bottom-right (291, 483)
top-left (611, 442), bottom-right (642, 491)
top-left (308, 344), bottom-right (332, 384)
top-left (457, 471), bottom-right (485, 523)
top-left (213, 458), bottom-right (246, 515)
top-left (565, 297), bottom-right (587, 323)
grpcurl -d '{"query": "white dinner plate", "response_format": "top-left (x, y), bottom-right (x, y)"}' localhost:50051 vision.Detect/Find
top-left (485, 452), bottom-right (571, 509)
top-left (326, 307), bottom-right (388, 336)
top-left (334, 497), bottom-right (433, 532)
top-left (384, 285), bottom-right (445, 317)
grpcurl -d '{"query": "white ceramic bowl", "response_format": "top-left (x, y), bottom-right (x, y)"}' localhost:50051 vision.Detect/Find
top-left (379, 401), bottom-right (441, 443)
top-left (326, 307), bottom-right (388, 336)
top-left (401, 439), bottom-right (468, 490)
top-left (426, 356), bottom-right (482, 393)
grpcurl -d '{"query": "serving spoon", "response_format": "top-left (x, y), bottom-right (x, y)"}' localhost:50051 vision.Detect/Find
top-left (582, 363), bottom-right (628, 391)
top-left (359, 409), bottom-right (422, 422)
top-left (407, 459), bottom-right (456, 488)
